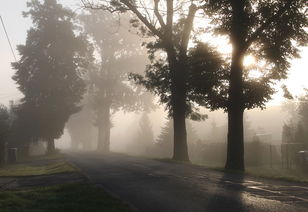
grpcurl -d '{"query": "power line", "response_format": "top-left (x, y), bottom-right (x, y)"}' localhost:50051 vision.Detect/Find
top-left (81, 0), bottom-right (206, 19)
top-left (0, 15), bottom-right (17, 62)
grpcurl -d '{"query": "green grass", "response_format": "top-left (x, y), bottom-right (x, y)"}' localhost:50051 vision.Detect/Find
top-left (150, 157), bottom-right (308, 183)
top-left (0, 183), bottom-right (133, 212)
top-left (195, 161), bottom-right (308, 183)
top-left (246, 166), bottom-right (308, 183)
top-left (0, 160), bottom-right (76, 177)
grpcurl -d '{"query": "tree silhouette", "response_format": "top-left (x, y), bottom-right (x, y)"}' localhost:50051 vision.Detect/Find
top-left (79, 10), bottom-right (148, 152)
top-left (204, 0), bottom-right (308, 170)
top-left (12, 0), bottom-right (92, 154)
top-left (82, 0), bottom-right (211, 161)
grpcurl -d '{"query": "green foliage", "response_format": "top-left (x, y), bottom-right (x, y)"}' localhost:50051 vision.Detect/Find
top-left (12, 0), bottom-right (92, 141)
top-left (130, 42), bottom-right (226, 118)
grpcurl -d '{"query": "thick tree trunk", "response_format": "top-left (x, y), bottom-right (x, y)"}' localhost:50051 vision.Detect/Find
top-left (226, 106), bottom-right (244, 170)
top-left (97, 104), bottom-right (111, 152)
top-left (172, 108), bottom-right (188, 161)
top-left (47, 138), bottom-right (55, 154)
top-left (162, 2), bottom-right (197, 162)
top-left (225, 0), bottom-right (247, 171)
top-left (170, 62), bottom-right (189, 162)
top-left (225, 49), bottom-right (245, 170)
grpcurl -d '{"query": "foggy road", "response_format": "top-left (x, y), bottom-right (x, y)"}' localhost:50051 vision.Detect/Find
top-left (66, 152), bottom-right (308, 212)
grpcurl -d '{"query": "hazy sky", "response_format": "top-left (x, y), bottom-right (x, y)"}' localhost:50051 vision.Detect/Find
top-left (0, 0), bottom-right (80, 105)
top-left (0, 0), bottom-right (307, 106)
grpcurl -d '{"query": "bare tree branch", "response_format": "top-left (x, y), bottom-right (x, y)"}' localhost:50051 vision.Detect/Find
top-left (139, 0), bottom-right (154, 25)
top-left (179, 3), bottom-right (198, 59)
top-left (154, 0), bottom-right (166, 28)
top-left (119, 0), bottom-right (164, 39)
top-left (166, 0), bottom-right (174, 41)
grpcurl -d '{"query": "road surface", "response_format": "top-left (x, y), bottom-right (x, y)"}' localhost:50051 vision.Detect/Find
top-left (66, 152), bottom-right (308, 212)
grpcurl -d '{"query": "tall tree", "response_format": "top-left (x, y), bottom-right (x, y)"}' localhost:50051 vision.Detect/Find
top-left (12, 0), bottom-right (92, 154)
top-left (82, 0), bottom-right (202, 161)
top-left (79, 10), bottom-right (147, 152)
top-left (204, 0), bottom-right (308, 170)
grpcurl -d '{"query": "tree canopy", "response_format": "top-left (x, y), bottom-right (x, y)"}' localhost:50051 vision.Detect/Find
top-left (81, 0), bottom-right (208, 161)
top-left (12, 0), bottom-right (93, 153)
top-left (202, 0), bottom-right (307, 170)
top-left (79, 10), bottom-right (149, 151)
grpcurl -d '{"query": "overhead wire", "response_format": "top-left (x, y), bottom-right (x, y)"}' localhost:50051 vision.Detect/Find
top-left (0, 15), bottom-right (17, 62)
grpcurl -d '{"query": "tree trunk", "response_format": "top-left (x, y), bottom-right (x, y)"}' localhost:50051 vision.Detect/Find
top-left (170, 61), bottom-right (189, 162)
top-left (47, 138), bottom-right (55, 154)
top-left (97, 104), bottom-right (111, 152)
top-left (225, 47), bottom-right (246, 170)
top-left (172, 107), bottom-right (189, 161)
top-left (162, 2), bottom-right (197, 162)
top-left (226, 105), bottom-right (244, 170)
top-left (225, 0), bottom-right (247, 171)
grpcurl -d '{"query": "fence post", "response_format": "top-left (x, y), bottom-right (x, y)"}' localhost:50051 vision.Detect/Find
top-left (286, 144), bottom-right (289, 169)
top-left (270, 144), bottom-right (272, 168)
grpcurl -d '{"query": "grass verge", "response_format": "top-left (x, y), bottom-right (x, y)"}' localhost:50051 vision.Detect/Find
top-left (0, 183), bottom-right (132, 212)
top-left (0, 153), bottom-right (76, 177)
top-left (246, 166), bottom-right (308, 183)
top-left (0, 161), bottom-right (76, 177)
top-left (148, 156), bottom-right (308, 183)
top-left (195, 161), bottom-right (308, 183)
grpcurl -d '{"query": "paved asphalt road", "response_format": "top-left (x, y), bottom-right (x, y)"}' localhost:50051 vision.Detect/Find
top-left (66, 152), bottom-right (308, 212)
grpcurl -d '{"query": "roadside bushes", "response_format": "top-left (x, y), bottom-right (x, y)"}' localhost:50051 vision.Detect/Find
top-left (0, 105), bottom-right (10, 165)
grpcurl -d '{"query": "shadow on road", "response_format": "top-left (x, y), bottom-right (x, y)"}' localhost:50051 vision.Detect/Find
top-left (206, 172), bottom-right (245, 212)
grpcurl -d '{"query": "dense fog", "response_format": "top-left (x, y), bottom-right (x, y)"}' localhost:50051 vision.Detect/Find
top-left (54, 100), bottom-right (300, 169)
top-left (1, 0), bottom-right (307, 172)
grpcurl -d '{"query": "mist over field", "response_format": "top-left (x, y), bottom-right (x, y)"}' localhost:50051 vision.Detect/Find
top-left (55, 103), bottom-right (291, 169)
